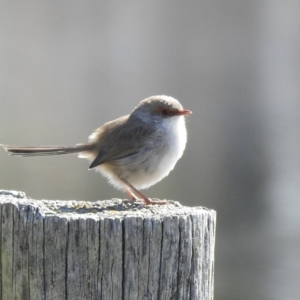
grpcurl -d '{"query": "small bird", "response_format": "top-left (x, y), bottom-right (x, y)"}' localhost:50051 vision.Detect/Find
top-left (2, 95), bottom-right (192, 205)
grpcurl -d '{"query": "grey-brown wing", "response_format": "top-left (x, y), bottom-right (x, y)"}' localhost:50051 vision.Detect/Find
top-left (89, 117), bottom-right (156, 169)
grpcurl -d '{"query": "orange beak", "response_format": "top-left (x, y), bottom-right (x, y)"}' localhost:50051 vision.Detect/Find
top-left (178, 109), bottom-right (192, 116)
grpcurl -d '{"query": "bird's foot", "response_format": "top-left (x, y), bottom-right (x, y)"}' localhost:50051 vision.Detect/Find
top-left (123, 180), bottom-right (168, 205)
top-left (122, 198), bottom-right (167, 206)
top-left (142, 198), bottom-right (168, 205)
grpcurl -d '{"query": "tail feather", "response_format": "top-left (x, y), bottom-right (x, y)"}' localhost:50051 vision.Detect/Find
top-left (1, 144), bottom-right (93, 157)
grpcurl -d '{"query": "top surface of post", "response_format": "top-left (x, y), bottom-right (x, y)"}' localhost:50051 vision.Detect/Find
top-left (0, 190), bottom-right (215, 220)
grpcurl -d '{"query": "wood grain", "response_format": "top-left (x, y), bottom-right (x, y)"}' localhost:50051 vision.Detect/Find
top-left (0, 190), bottom-right (216, 300)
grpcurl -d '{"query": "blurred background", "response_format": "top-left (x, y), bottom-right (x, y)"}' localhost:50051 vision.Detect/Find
top-left (1, 1), bottom-right (300, 299)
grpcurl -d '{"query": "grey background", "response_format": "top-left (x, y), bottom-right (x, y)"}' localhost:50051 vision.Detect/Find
top-left (1, 1), bottom-right (300, 299)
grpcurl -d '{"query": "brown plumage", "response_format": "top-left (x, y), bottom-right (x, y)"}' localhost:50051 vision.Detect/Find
top-left (1, 95), bottom-right (192, 204)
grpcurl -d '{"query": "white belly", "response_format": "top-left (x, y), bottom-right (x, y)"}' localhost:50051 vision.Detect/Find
top-left (97, 116), bottom-right (188, 191)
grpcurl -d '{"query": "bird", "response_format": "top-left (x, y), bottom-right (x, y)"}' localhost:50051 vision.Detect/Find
top-left (1, 95), bottom-right (192, 205)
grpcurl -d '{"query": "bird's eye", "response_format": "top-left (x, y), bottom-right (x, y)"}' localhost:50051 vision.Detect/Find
top-left (161, 110), bottom-right (168, 115)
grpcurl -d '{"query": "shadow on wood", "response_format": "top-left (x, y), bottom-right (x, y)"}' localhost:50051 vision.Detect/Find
top-left (0, 190), bottom-right (216, 300)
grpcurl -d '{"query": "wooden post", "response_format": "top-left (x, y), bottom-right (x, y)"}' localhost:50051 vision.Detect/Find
top-left (0, 190), bottom-right (216, 300)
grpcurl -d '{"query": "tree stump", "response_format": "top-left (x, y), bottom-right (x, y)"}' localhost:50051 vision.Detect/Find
top-left (0, 190), bottom-right (216, 300)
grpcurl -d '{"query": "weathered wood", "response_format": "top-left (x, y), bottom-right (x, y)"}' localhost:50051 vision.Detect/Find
top-left (0, 190), bottom-right (216, 300)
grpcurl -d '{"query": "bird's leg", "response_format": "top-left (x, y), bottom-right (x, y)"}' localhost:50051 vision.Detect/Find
top-left (120, 178), bottom-right (167, 205)
top-left (124, 188), bottom-right (139, 202)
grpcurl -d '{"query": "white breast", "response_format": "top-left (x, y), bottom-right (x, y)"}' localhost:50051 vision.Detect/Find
top-left (92, 115), bottom-right (188, 191)
top-left (127, 115), bottom-right (187, 189)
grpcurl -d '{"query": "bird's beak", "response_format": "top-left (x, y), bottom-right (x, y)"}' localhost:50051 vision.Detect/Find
top-left (178, 109), bottom-right (192, 116)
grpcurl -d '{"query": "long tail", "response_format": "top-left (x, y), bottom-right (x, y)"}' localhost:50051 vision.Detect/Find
top-left (1, 143), bottom-right (93, 157)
